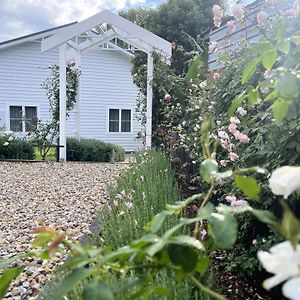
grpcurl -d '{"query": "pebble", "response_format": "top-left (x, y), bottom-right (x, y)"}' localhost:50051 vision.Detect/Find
top-left (0, 161), bottom-right (127, 299)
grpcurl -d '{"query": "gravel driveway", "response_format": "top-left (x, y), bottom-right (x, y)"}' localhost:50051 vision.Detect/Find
top-left (0, 161), bottom-right (127, 299)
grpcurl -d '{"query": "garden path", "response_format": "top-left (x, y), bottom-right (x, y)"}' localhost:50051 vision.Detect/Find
top-left (0, 161), bottom-right (127, 299)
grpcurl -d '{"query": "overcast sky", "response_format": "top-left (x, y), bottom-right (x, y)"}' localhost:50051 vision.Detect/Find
top-left (0, 0), bottom-right (162, 42)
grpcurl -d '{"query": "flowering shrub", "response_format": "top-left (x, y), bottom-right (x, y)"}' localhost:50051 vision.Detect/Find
top-left (0, 131), bottom-right (35, 160)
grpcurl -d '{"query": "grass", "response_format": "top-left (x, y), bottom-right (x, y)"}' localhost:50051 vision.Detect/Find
top-left (34, 147), bottom-right (56, 161)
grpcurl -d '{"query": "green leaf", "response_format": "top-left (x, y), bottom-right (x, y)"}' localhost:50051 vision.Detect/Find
top-left (277, 40), bottom-right (290, 54)
top-left (247, 86), bottom-right (259, 105)
top-left (147, 211), bottom-right (172, 233)
top-left (200, 159), bottom-right (218, 184)
top-left (208, 213), bottom-right (238, 249)
top-left (262, 49), bottom-right (277, 70)
top-left (242, 57), bottom-right (261, 84)
top-left (196, 256), bottom-right (209, 276)
top-left (170, 236), bottom-right (204, 251)
top-left (144, 240), bottom-right (165, 257)
top-left (166, 244), bottom-right (198, 272)
top-left (50, 268), bottom-right (93, 299)
top-left (272, 99), bottom-right (292, 124)
top-left (235, 176), bottom-right (260, 200)
top-left (31, 233), bottom-right (52, 248)
top-left (277, 74), bottom-right (300, 99)
top-left (185, 55), bottom-right (206, 82)
top-left (0, 266), bottom-right (24, 298)
top-left (252, 209), bottom-right (278, 226)
top-left (82, 281), bottom-right (114, 300)
top-left (278, 200), bottom-right (300, 247)
top-left (214, 170), bottom-right (233, 180)
top-left (228, 94), bottom-right (246, 117)
top-left (264, 90), bottom-right (279, 102)
top-left (197, 203), bottom-right (215, 219)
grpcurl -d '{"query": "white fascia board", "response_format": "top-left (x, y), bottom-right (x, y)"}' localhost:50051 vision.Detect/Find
top-left (0, 31), bottom-right (54, 51)
top-left (41, 10), bottom-right (172, 57)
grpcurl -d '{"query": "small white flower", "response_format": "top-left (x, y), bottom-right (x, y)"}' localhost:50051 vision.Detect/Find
top-left (230, 117), bottom-right (241, 124)
top-left (3, 142), bottom-right (9, 146)
top-left (199, 80), bottom-right (207, 89)
top-left (269, 166), bottom-right (300, 199)
top-left (236, 107), bottom-right (247, 116)
top-left (8, 136), bottom-right (14, 141)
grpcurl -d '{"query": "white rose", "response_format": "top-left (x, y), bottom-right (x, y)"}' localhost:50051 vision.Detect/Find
top-left (269, 166), bottom-right (300, 199)
top-left (258, 241), bottom-right (300, 298)
top-left (3, 142), bottom-right (9, 146)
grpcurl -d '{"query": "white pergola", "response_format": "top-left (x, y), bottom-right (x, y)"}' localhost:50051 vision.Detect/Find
top-left (41, 10), bottom-right (172, 161)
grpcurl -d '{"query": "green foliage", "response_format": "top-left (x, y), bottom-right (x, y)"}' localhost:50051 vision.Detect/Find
top-left (66, 138), bottom-right (125, 162)
top-left (97, 150), bottom-right (181, 249)
top-left (0, 135), bottom-right (35, 160)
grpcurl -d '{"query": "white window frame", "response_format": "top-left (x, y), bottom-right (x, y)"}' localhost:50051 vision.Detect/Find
top-left (106, 107), bottom-right (133, 134)
top-left (6, 104), bottom-right (39, 133)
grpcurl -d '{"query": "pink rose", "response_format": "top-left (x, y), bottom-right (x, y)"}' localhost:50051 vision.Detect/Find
top-left (232, 4), bottom-right (245, 22)
top-left (256, 11), bottom-right (268, 26)
top-left (236, 107), bottom-right (247, 116)
top-left (227, 20), bottom-right (237, 33)
top-left (228, 123), bottom-right (237, 134)
top-left (212, 4), bottom-right (223, 18)
top-left (237, 133), bottom-right (250, 143)
top-left (164, 94), bottom-right (172, 101)
top-left (233, 130), bottom-right (241, 140)
top-left (212, 5), bottom-right (224, 27)
top-left (230, 117), bottom-right (241, 124)
top-left (229, 152), bottom-right (239, 161)
top-left (213, 72), bottom-right (221, 80)
top-left (68, 60), bottom-right (76, 67)
top-left (225, 195), bottom-right (237, 203)
top-left (231, 199), bottom-right (248, 207)
top-left (218, 130), bottom-right (229, 140)
top-left (220, 160), bottom-right (228, 167)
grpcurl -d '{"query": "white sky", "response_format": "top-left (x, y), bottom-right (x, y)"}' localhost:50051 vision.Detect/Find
top-left (0, 0), bottom-right (160, 42)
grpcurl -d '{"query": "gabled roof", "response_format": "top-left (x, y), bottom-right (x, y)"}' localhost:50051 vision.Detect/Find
top-left (41, 10), bottom-right (172, 58)
top-left (0, 22), bottom-right (77, 51)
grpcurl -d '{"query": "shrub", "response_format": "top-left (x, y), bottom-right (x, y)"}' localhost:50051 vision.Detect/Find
top-left (66, 137), bottom-right (125, 162)
top-left (95, 149), bottom-right (209, 299)
top-left (0, 135), bottom-right (35, 160)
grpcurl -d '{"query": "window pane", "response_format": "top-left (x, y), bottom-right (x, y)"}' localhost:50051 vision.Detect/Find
top-left (121, 110), bottom-right (131, 132)
top-left (121, 110), bottom-right (131, 121)
top-left (109, 109), bottom-right (119, 121)
top-left (25, 107), bottom-right (37, 132)
top-left (10, 119), bottom-right (22, 132)
top-left (109, 121), bottom-right (119, 132)
top-left (10, 106), bottom-right (22, 118)
top-left (10, 106), bottom-right (22, 132)
top-left (121, 121), bottom-right (131, 132)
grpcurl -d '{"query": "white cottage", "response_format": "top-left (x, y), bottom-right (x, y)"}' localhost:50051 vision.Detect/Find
top-left (0, 10), bottom-right (172, 155)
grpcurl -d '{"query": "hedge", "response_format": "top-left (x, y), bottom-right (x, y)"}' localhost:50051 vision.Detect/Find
top-left (0, 136), bottom-right (35, 160)
top-left (66, 137), bottom-right (125, 162)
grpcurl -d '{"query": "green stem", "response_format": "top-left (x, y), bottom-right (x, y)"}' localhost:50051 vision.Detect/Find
top-left (188, 274), bottom-right (227, 300)
top-left (193, 182), bottom-right (215, 238)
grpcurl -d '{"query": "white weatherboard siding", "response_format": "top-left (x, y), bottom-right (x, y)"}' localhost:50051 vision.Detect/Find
top-left (0, 41), bottom-right (143, 152)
